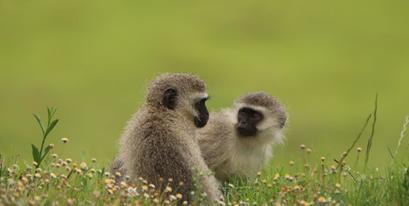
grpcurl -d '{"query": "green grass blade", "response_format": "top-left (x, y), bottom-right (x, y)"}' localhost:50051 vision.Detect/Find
top-left (44, 119), bottom-right (59, 139)
top-left (46, 107), bottom-right (57, 127)
top-left (47, 107), bottom-right (52, 127)
top-left (33, 114), bottom-right (45, 136)
top-left (41, 145), bottom-right (53, 160)
top-left (337, 113), bottom-right (372, 168)
top-left (387, 147), bottom-right (395, 160)
top-left (31, 144), bottom-right (41, 164)
top-left (404, 169), bottom-right (409, 190)
top-left (0, 154), bottom-right (3, 178)
top-left (365, 94), bottom-right (378, 168)
top-left (394, 115), bottom-right (409, 157)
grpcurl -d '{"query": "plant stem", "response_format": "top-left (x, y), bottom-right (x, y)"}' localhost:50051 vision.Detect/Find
top-left (337, 114), bottom-right (372, 169)
top-left (365, 94), bottom-right (378, 170)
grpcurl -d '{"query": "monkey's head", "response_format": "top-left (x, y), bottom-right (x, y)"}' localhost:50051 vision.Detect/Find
top-left (146, 73), bottom-right (210, 128)
top-left (234, 92), bottom-right (287, 140)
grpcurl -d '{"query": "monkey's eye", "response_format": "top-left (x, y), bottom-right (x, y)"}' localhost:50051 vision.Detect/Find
top-left (251, 112), bottom-right (260, 118)
top-left (239, 107), bottom-right (263, 121)
top-left (250, 111), bottom-right (263, 120)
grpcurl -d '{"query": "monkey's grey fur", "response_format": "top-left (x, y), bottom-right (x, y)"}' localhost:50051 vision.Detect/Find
top-left (198, 92), bottom-right (287, 182)
top-left (115, 73), bottom-right (223, 204)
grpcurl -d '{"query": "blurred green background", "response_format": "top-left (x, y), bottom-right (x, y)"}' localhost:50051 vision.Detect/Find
top-left (1, 0), bottom-right (408, 167)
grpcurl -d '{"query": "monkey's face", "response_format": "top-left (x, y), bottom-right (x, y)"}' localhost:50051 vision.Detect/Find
top-left (235, 104), bottom-right (287, 138)
top-left (235, 107), bottom-right (264, 137)
top-left (234, 92), bottom-right (287, 143)
top-left (162, 88), bottom-right (209, 128)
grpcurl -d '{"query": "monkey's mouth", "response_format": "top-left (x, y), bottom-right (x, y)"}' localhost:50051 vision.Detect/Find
top-left (194, 116), bottom-right (208, 128)
top-left (236, 126), bottom-right (258, 137)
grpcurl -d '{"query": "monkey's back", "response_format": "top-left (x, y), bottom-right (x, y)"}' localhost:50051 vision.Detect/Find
top-left (119, 110), bottom-right (194, 202)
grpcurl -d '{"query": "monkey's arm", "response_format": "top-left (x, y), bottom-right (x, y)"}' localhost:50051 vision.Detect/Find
top-left (138, 136), bottom-right (195, 203)
top-left (190, 144), bottom-right (225, 204)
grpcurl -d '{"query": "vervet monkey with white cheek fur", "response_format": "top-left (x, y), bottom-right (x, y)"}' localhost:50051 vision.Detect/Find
top-left (198, 92), bottom-right (287, 182)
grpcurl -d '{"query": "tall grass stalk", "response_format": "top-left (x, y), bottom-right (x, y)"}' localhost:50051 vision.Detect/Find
top-left (394, 115), bottom-right (409, 157)
top-left (365, 94), bottom-right (378, 169)
top-left (337, 114), bottom-right (372, 168)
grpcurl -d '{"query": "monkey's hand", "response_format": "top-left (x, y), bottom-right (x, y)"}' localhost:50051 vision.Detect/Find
top-left (203, 175), bottom-right (225, 205)
top-left (215, 196), bottom-right (226, 206)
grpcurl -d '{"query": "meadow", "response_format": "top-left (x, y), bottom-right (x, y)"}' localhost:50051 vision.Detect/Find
top-left (1, 105), bottom-right (409, 205)
top-left (1, 0), bottom-right (409, 205)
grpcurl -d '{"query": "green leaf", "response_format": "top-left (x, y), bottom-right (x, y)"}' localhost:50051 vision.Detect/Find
top-left (404, 168), bottom-right (409, 191)
top-left (41, 145), bottom-right (53, 160)
top-left (31, 144), bottom-right (41, 163)
top-left (100, 167), bottom-right (105, 178)
top-left (387, 147), bottom-right (395, 160)
top-left (365, 94), bottom-right (378, 168)
top-left (47, 108), bottom-right (51, 126)
top-left (46, 107), bottom-right (56, 127)
top-left (33, 114), bottom-right (45, 136)
top-left (47, 108), bottom-right (52, 127)
top-left (44, 119), bottom-right (59, 139)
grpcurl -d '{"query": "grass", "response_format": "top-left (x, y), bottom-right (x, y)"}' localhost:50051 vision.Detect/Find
top-left (364, 94), bottom-right (378, 169)
top-left (1, 141), bottom-right (409, 206)
top-left (1, 101), bottom-right (409, 205)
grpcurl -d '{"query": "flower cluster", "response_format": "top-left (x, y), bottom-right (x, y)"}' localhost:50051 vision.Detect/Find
top-left (0, 142), bottom-right (370, 205)
top-left (0, 139), bottom-right (202, 206)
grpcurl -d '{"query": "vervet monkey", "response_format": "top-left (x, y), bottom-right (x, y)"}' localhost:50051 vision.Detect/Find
top-left (198, 92), bottom-right (287, 181)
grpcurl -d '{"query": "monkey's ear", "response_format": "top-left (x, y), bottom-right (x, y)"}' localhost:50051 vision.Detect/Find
top-left (162, 88), bottom-right (178, 110)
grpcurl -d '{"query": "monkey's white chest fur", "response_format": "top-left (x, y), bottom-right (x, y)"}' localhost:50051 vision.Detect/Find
top-left (223, 138), bottom-right (273, 179)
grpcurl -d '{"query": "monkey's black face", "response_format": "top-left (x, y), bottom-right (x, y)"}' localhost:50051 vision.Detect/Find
top-left (236, 107), bottom-right (264, 137)
top-left (193, 98), bottom-right (209, 128)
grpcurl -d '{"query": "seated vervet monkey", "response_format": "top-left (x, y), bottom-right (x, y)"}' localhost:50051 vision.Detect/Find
top-left (198, 92), bottom-right (287, 181)
top-left (114, 73), bottom-right (224, 204)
